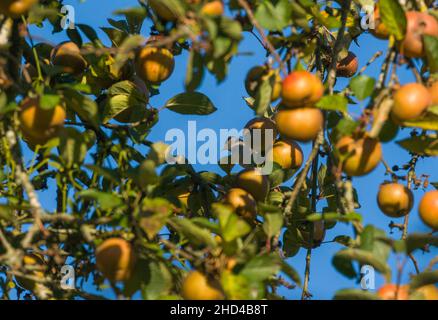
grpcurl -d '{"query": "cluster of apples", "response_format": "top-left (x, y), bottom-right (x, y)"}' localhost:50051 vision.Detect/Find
top-left (372, 7), bottom-right (438, 58)
top-left (18, 37), bottom-right (177, 146)
top-left (378, 182), bottom-right (438, 230)
top-left (94, 237), bottom-right (226, 300)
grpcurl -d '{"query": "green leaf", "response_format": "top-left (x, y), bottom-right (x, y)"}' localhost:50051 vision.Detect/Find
top-left (0, 205), bottom-right (13, 221)
top-left (138, 260), bottom-right (173, 300)
top-left (148, 0), bottom-right (185, 21)
top-left (316, 94), bottom-right (348, 112)
top-left (219, 17), bottom-right (243, 40)
top-left (405, 233), bottom-right (438, 254)
top-left (360, 225), bottom-right (391, 264)
top-left (85, 165), bottom-right (121, 184)
top-left (59, 127), bottom-right (89, 168)
top-left (255, 0), bottom-right (292, 31)
top-left (169, 217), bottom-right (217, 248)
top-left (402, 110), bottom-right (438, 131)
top-left (185, 50), bottom-right (204, 92)
top-left (138, 198), bottom-right (172, 240)
top-left (77, 189), bottom-right (124, 211)
top-left (221, 271), bottom-right (264, 300)
top-left (214, 203), bottom-right (251, 242)
top-left (165, 92), bottom-right (217, 115)
top-left (333, 248), bottom-right (391, 279)
top-left (332, 118), bottom-right (359, 141)
top-left (424, 35), bottom-right (438, 73)
top-left (262, 212), bottom-right (284, 238)
top-left (254, 76), bottom-right (274, 116)
top-left (77, 24), bottom-right (101, 45)
top-left (379, 0), bottom-right (407, 41)
top-left (396, 135), bottom-right (438, 156)
top-left (63, 89), bottom-right (99, 127)
top-left (332, 250), bottom-right (357, 279)
top-left (283, 228), bottom-right (300, 257)
top-left (333, 289), bottom-right (380, 300)
top-left (409, 270), bottom-right (438, 291)
top-left (280, 260), bottom-right (301, 287)
top-left (103, 80), bottom-right (149, 123)
top-left (240, 254), bottom-right (281, 281)
top-left (307, 212), bottom-right (362, 223)
top-left (349, 75), bottom-right (376, 100)
top-left (40, 94), bottom-right (61, 110)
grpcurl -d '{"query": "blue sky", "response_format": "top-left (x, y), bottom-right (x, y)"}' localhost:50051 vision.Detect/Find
top-left (25, 0), bottom-right (437, 299)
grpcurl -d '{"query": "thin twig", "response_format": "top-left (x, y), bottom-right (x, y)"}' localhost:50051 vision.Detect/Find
top-left (325, 0), bottom-right (352, 93)
top-left (284, 131), bottom-right (324, 216)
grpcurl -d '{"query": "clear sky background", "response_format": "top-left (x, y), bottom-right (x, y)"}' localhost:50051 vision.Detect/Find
top-left (26, 0), bottom-right (437, 299)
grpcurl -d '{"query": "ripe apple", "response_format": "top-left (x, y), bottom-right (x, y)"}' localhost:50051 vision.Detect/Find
top-left (377, 284), bottom-right (409, 300)
top-left (181, 271), bottom-right (224, 300)
top-left (245, 66), bottom-right (282, 102)
top-left (236, 168), bottom-right (270, 201)
top-left (201, 0), bottom-right (224, 17)
top-left (392, 83), bottom-right (431, 121)
top-left (224, 188), bottom-right (257, 220)
top-left (244, 117), bottom-right (278, 152)
top-left (275, 107), bottom-right (324, 142)
top-left (51, 42), bottom-right (87, 75)
top-left (377, 183), bottom-right (414, 218)
top-left (428, 81), bottom-right (438, 105)
top-left (95, 238), bottom-right (136, 282)
top-left (336, 52), bottom-right (358, 78)
top-left (136, 47), bottom-right (175, 85)
top-left (19, 97), bottom-right (66, 146)
top-left (0, 0), bottom-right (37, 17)
top-left (336, 136), bottom-right (382, 176)
top-left (281, 71), bottom-right (324, 108)
top-left (271, 139), bottom-right (303, 170)
top-left (399, 11), bottom-right (438, 58)
top-left (418, 190), bottom-right (438, 230)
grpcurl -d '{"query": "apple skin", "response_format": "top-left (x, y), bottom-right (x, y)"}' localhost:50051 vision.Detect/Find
top-left (336, 136), bottom-right (382, 176)
top-left (136, 47), bottom-right (175, 85)
top-left (428, 82), bottom-right (438, 105)
top-left (51, 42), bottom-right (87, 76)
top-left (236, 168), bottom-right (270, 202)
top-left (399, 11), bottom-right (438, 58)
top-left (95, 238), bottom-right (136, 282)
top-left (271, 139), bottom-right (303, 170)
top-left (19, 97), bottom-right (66, 147)
top-left (275, 107), bottom-right (323, 142)
top-left (336, 52), bottom-right (358, 78)
top-left (281, 71), bottom-right (324, 108)
top-left (201, 1), bottom-right (224, 17)
top-left (0, 0), bottom-right (37, 17)
top-left (224, 188), bottom-right (257, 220)
top-left (377, 284), bottom-right (410, 300)
top-left (419, 190), bottom-right (438, 230)
top-left (181, 271), bottom-right (224, 300)
top-left (392, 83), bottom-right (431, 122)
top-left (377, 183), bottom-right (414, 218)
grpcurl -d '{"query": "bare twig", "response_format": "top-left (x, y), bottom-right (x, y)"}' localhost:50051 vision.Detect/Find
top-left (284, 131), bottom-right (324, 216)
top-left (325, 0), bottom-right (352, 93)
